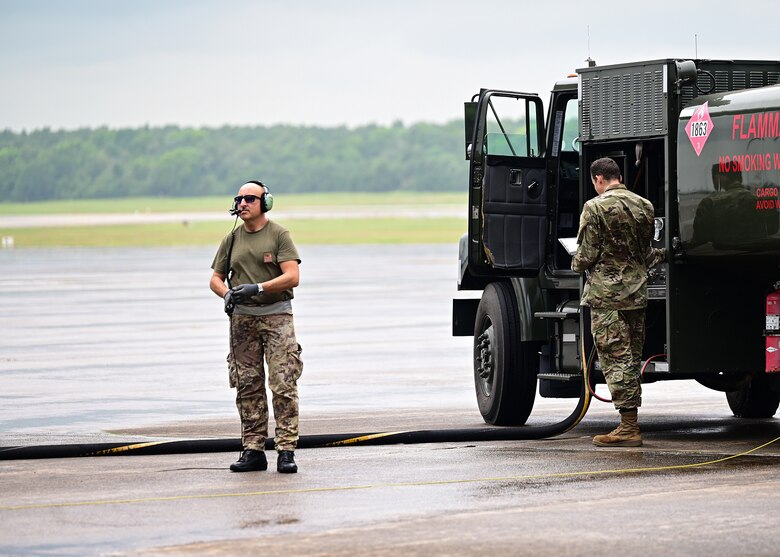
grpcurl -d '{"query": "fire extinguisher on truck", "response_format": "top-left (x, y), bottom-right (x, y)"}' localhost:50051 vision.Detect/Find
top-left (453, 57), bottom-right (780, 426)
top-left (766, 285), bottom-right (780, 373)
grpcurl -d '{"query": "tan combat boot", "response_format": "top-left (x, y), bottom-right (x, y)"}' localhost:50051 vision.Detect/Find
top-left (593, 409), bottom-right (642, 447)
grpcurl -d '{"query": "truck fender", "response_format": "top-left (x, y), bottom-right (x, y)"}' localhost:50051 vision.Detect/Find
top-left (509, 277), bottom-right (548, 343)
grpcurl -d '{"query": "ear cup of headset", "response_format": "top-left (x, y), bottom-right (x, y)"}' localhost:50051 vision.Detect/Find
top-left (244, 180), bottom-right (273, 213)
top-left (261, 187), bottom-right (273, 213)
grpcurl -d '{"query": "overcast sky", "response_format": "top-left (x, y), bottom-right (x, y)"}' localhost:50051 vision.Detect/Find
top-left (1, 0), bottom-right (778, 132)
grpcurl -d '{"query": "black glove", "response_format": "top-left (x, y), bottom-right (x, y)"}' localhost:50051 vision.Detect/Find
top-left (223, 291), bottom-right (235, 315)
top-left (230, 283), bottom-right (261, 304)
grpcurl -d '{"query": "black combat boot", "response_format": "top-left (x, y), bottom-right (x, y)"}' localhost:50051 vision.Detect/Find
top-left (230, 449), bottom-right (268, 472)
top-left (277, 450), bottom-right (298, 473)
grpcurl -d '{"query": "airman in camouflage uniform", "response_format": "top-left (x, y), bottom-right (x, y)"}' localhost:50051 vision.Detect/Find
top-left (572, 157), bottom-right (666, 447)
top-left (209, 180), bottom-right (303, 473)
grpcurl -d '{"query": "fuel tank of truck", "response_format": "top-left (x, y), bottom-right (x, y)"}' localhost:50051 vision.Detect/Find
top-left (677, 84), bottom-right (780, 259)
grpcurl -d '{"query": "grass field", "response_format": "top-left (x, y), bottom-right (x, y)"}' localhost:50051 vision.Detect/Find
top-left (0, 218), bottom-right (466, 247)
top-left (0, 192), bottom-right (466, 215)
top-left (0, 192), bottom-right (468, 247)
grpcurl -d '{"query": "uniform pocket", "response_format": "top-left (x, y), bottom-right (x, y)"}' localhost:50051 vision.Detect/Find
top-left (227, 353), bottom-right (238, 388)
top-left (286, 343), bottom-right (303, 381)
top-left (591, 309), bottom-right (618, 335)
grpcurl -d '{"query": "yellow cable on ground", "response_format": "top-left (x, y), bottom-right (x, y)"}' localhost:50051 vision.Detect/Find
top-left (86, 441), bottom-right (169, 456)
top-left (324, 431), bottom-right (409, 446)
top-left (3, 435), bottom-right (777, 512)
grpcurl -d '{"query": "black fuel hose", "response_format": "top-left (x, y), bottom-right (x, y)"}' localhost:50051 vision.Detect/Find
top-left (0, 345), bottom-right (593, 461)
top-left (0, 385), bottom-right (590, 460)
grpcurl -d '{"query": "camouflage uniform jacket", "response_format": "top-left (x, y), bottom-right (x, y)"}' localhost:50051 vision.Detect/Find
top-left (571, 184), bottom-right (665, 309)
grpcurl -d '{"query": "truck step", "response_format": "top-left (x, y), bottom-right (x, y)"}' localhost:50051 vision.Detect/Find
top-left (534, 311), bottom-right (578, 320)
top-left (537, 372), bottom-right (581, 382)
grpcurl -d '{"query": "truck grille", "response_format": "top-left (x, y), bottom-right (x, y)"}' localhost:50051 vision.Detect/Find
top-left (580, 60), bottom-right (780, 141)
top-left (580, 61), bottom-right (667, 141)
top-left (680, 63), bottom-right (780, 105)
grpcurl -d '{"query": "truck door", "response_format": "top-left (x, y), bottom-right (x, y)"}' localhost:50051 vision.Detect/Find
top-left (466, 90), bottom-right (547, 278)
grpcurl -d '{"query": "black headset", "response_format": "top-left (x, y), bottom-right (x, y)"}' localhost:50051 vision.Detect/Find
top-left (229, 180), bottom-right (273, 215)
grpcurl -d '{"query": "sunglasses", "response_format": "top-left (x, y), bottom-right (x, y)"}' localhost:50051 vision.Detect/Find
top-left (233, 194), bottom-right (261, 204)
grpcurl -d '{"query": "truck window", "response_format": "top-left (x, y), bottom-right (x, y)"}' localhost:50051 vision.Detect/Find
top-left (484, 96), bottom-right (541, 157)
top-left (552, 96), bottom-right (580, 270)
top-left (560, 98), bottom-right (579, 153)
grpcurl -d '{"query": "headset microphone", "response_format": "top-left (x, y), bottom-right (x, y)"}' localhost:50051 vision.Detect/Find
top-left (229, 195), bottom-right (242, 216)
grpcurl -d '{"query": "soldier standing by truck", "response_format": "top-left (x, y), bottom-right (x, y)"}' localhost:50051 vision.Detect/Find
top-left (572, 157), bottom-right (666, 446)
top-left (209, 180), bottom-right (303, 473)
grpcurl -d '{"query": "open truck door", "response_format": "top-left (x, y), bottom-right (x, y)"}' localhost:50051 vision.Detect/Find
top-left (465, 89), bottom-right (547, 278)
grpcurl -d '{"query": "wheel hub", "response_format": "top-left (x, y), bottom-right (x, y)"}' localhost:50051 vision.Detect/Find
top-left (476, 323), bottom-right (495, 395)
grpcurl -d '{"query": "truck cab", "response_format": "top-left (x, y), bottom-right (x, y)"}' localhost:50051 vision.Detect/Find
top-left (456, 77), bottom-right (580, 292)
top-left (454, 59), bottom-right (780, 426)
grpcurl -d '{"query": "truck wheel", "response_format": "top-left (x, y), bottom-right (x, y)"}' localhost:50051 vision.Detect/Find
top-left (726, 372), bottom-right (780, 418)
top-left (473, 282), bottom-right (538, 425)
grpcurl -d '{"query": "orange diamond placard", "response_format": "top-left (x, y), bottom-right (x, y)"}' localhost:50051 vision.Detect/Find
top-left (685, 101), bottom-right (714, 157)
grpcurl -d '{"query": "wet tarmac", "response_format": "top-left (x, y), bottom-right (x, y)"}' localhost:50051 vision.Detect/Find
top-left (1, 245), bottom-right (780, 556)
top-left (2, 406), bottom-right (779, 557)
top-left (0, 244), bottom-right (475, 443)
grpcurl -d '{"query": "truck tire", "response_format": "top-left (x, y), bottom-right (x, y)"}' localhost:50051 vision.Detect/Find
top-left (473, 282), bottom-right (539, 425)
top-left (726, 372), bottom-right (780, 418)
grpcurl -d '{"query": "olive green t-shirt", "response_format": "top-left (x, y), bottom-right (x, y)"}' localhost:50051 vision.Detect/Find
top-left (211, 220), bottom-right (300, 306)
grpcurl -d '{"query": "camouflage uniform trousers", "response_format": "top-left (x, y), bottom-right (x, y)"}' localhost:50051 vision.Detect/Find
top-left (591, 307), bottom-right (645, 410)
top-left (227, 313), bottom-right (303, 452)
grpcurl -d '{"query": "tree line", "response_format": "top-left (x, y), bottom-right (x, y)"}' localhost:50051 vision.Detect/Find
top-left (0, 121), bottom-right (469, 202)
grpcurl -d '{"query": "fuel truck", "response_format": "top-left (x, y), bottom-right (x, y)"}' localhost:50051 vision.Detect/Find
top-left (452, 58), bottom-right (780, 425)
